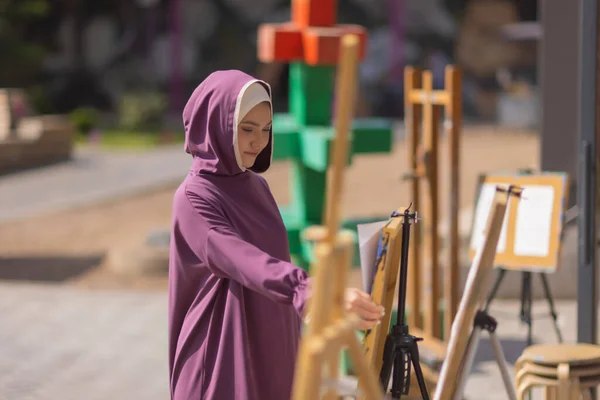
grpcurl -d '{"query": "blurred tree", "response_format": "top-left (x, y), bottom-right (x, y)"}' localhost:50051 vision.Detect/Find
top-left (0, 0), bottom-right (50, 87)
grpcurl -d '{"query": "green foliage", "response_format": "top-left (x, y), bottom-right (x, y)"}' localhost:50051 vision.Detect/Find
top-left (0, 0), bottom-right (49, 86)
top-left (70, 107), bottom-right (99, 135)
top-left (27, 85), bottom-right (53, 114)
top-left (0, 0), bottom-right (49, 17)
top-left (118, 92), bottom-right (167, 131)
top-left (74, 129), bottom-right (184, 151)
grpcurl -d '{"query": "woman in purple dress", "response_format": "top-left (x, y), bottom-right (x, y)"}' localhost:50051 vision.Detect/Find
top-left (168, 70), bottom-right (384, 400)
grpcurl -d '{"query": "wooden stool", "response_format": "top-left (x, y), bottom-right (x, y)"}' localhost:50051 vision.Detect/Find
top-left (515, 343), bottom-right (600, 400)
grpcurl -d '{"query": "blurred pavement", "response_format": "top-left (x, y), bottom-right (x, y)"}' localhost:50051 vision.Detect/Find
top-left (0, 145), bottom-right (189, 224)
top-left (0, 280), bottom-right (587, 400)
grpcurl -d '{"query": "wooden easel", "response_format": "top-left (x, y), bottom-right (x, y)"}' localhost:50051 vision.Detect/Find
top-left (361, 209), bottom-right (408, 375)
top-left (435, 186), bottom-right (522, 400)
top-left (291, 34), bottom-right (383, 400)
top-left (470, 172), bottom-right (570, 347)
top-left (404, 65), bottom-right (462, 343)
top-left (398, 66), bottom-right (463, 392)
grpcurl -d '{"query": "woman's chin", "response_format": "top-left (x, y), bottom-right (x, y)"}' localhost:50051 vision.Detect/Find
top-left (242, 158), bottom-right (256, 169)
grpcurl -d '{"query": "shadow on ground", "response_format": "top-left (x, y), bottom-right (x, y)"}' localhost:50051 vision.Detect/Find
top-left (0, 254), bottom-right (105, 282)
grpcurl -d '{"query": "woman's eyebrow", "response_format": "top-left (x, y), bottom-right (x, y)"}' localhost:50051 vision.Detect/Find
top-left (241, 120), bottom-right (273, 127)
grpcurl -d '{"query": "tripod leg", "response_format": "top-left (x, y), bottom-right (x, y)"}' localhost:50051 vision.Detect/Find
top-left (519, 272), bottom-right (527, 322)
top-left (488, 331), bottom-right (518, 400)
top-left (520, 272), bottom-right (533, 400)
top-left (526, 278), bottom-right (533, 347)
top-left (539, 273), bottom-right (564, 343)
top-left (390, 349), bottom-right (407, 398)
top-left (408, 343), bottom-right (431, 400)
top-left (452, 328), bottom-right (482, 400)
top-left (379, 336), bottom-right (396, 393)
top-left (520, 272), bottom-right (533, 346)
top-left (484, 268), bottom-right (506, 311)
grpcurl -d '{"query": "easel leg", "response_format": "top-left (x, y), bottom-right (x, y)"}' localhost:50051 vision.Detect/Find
top-left (451, 312), bottom-right (517, 400)
top-left (519, 272), bottom-right (533, 400)
top-left (520, 272), bottom-right (534, 346)
top-left (291, 342), bottom-right (326, 400)
top-left (539, 273), bottom-right (564, 343)
top-left (544, 387), bottom-right (557, 400)
top-left (488, 331), bottom-right (518, 400)
top-left (389, 350), bottom-right (405, 396)
top-left (379, 335), bottom-right (396, 391)
top-left (484, 268), bottom-right (507, 311)
top-left (408, 342), bottom-right (431, 400)
top-left (324, 345), bottom-right (341, 400)
top-left (344, 331), bottom-right (384, 400)
top-left (452, 328), bottom-right (482, 400)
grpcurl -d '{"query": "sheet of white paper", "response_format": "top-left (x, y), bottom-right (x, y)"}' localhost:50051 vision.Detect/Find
top-left (514, 185), bottom-right (555, 257)
top-left (470, 183), bottom-right (510, 254)
top-left (357, 220), bottom-right (387, 293)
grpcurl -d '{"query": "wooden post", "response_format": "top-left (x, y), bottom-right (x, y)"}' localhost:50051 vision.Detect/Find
top-left (322, 228), bottom-right (350, 400)
top-left (404, 67), bottom-right (422, 329)
top-left (0, 90), bottom-right (12, 140)
top-left (291, 33), bottom-right (383, 400)
top-left (322, 34), bottom-right (360, 245)
top-left (292, 240), bottom-right (338, 400)
top-left (444, 66), bottom-right (462, 341)
top-left (420, 70), bottom-right (441, 338)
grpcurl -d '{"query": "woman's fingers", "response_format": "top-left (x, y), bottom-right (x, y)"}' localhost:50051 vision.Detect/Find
top-left (356, 318), bottom-right (379, 330)
top-left (355, 289), bottom-right (376, 302)
top-left (344, 288), bottom-right (385, 322)
top-left (347, 298), bottom-right (384, 321)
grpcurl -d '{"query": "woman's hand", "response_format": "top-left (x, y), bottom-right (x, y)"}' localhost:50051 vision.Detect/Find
top-left (344, 287), bottom-right (384, 330)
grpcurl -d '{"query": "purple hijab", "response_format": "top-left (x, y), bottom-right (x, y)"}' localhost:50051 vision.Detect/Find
top-left (183, 70), bottom-right (273, 175)
top-left (168, 70), bottom-right (310, 400)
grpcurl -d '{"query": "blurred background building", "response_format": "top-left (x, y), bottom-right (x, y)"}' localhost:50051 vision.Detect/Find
top-left (2, 0), bottom-right (539, 132)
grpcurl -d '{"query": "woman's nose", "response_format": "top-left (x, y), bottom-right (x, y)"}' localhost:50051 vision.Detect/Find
top-left (251, 137), bottom-right (264, 149)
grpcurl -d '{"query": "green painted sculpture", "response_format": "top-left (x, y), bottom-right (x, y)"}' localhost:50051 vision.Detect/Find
top-left (258, 3), bottom-right (394, 269)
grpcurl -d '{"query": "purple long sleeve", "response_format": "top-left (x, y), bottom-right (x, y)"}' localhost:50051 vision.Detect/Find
top-left (185, 187), bottom-right (309, 316)
top-left (204, 229), bottom-right (309, 314)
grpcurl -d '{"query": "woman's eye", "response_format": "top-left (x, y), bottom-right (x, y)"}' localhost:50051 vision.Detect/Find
top-left (243, 128), bottom-right (253, 133)
top-left (262, 128), bottom-right (270, 133)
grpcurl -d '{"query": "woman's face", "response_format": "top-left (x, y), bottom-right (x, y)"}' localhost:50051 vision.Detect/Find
top-left (237, 102), bottom-right (272, 168)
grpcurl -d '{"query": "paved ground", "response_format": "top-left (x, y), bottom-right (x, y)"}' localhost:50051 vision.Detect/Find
top-left (0, 282), bottom-right (169, 400)
top-left (0, 123), bottom-right (537, 225)
top-left (1, 123), bottom-right (578, 399)
top-left (0, 280), bottom-right (586, 400)
top-left (0, 145), bottom-right (189, 224)
top-left (463, 298), bottom-right (578, 400)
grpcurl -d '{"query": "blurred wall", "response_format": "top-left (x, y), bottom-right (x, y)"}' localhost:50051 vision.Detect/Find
top-left (539, 0), bottom-right (580, 206)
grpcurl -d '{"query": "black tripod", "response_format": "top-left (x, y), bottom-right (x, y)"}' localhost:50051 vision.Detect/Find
top-left (485, 268), bottom-right (563, 346)
top-left (379, 206), bottom-right (430, 399)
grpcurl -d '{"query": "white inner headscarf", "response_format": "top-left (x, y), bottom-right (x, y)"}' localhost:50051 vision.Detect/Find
top-left (233, 81), bottom-right (272, 171)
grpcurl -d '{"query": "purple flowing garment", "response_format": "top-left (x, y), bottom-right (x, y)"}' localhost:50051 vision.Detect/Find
top-left (168, 70), bottom-right (310, 399)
